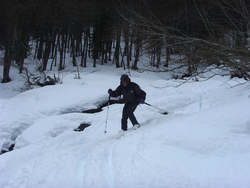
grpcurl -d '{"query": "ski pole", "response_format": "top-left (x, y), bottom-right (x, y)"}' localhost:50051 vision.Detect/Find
top-left (104, 95), bottom-right (111, 133)
top-left (144, 102), bottom-right (169, 115)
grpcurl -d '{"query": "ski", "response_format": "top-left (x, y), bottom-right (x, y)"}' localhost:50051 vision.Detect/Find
top-left (116, 125), bottom-right (140, 140)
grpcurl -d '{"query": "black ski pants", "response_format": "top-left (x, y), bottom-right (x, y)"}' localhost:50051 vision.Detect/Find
top-left (121, 101), bottom-right (139, 131)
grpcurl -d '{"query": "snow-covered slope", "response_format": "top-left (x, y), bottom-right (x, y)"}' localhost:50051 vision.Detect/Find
top-left (0, 65), bottom-right (250, 188)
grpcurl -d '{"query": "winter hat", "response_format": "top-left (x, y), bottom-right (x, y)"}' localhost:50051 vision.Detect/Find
top-left (120, 74), bottom-right (131, 84)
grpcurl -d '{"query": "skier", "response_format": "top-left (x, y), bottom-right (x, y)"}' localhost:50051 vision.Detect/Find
top-left (108, 74), bottom-right (146, 131)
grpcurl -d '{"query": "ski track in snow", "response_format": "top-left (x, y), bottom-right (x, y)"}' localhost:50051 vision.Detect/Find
top-left (71, 134), bottom-right (118, 188)
top-left (101, 141), bottom-right (116, 187)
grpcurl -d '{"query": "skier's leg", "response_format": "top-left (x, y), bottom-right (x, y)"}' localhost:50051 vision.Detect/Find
top-left (126, 101), bottom-right (139, 125)
top-left (121, 104), bottom-right (129, 131)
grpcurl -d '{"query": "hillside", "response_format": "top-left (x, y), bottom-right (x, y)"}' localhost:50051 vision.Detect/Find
top-left (0, 65), bottom-right (250, 188)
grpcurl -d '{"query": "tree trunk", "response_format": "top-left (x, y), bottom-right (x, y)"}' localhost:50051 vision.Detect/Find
top-left (114, 30), bottom-right (121, 68)
top-left (37, 36), bottom-right (44, 60)
top-left (156, 47), bottom-right (161, 68)
top-left (108, 40), bottom-right (112, 61)
top-left (133, 33), bottom-right (141, 69)
top-left (58, 34), bottom-right (64, 70)
top-left (84, 28), bottom-right (90, 67)
top-left (2, 20), bottom-right (14, 83)
top-left (42, 38), bottom-right (51, 70)
top-left (81, 27), bottom-right (89, 67)
top-left (164, 47), bottom-right (170, 67)
top-left (124, 28), bottom-right (130, 67)
top-left (71, 35), bottom-right (77, 66)
top-left (2, 47), bottom-right (12, 83)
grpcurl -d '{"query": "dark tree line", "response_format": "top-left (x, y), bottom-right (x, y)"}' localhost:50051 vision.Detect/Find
top-left (125, 0), bottom-right (250, 80)
top-left (0, 0), bottom-right (250, 83)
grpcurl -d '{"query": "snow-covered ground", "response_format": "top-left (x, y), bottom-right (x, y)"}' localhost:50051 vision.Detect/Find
top-left (0, 61), bottom-right (250, 188)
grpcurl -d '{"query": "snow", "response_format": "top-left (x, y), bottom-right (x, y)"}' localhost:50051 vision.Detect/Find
top-left (1, 61), bottom-right (250, 188)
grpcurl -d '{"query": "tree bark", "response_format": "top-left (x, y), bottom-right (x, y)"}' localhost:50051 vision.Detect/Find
top-left (2, 47), bottom-right (12, 83)
top-left (114, 29), bottom-right (121, 68)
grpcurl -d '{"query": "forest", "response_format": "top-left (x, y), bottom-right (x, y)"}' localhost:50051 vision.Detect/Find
top-left (0, 0), bottom-right (250, 84)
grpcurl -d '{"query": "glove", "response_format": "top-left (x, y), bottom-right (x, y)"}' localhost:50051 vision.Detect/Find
top-left (140, 99), bottom-right (145, 104)
top-left (108, 89), bottom-right (113, 95)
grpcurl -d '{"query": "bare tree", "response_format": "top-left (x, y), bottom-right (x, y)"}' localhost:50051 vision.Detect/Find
top-left (118, 0), bottom-right (250, 80)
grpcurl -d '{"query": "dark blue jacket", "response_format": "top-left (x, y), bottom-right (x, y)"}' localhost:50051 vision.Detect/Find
top-left (111, 82), bottom-right (146, 103)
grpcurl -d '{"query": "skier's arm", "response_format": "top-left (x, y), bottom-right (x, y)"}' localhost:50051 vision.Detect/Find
top-left (134, 84), bottom-right (146, 100)
top-left (110, 85), bottom-right (122, 98)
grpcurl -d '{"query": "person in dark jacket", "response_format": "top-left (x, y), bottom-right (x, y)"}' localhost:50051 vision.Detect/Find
top-left (108, 74), bottom-right (146, 131)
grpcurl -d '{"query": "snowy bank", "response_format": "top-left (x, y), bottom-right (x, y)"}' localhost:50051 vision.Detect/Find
top-left (0, 65), bottom-right (250, 188)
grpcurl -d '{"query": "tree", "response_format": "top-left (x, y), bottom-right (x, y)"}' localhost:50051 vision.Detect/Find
top-left (1, 0), bottom-right (17, 83)
top-left (1, 0), bottom-right (249, 84)
top-left (118, 0), bottom-right (250, 80)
